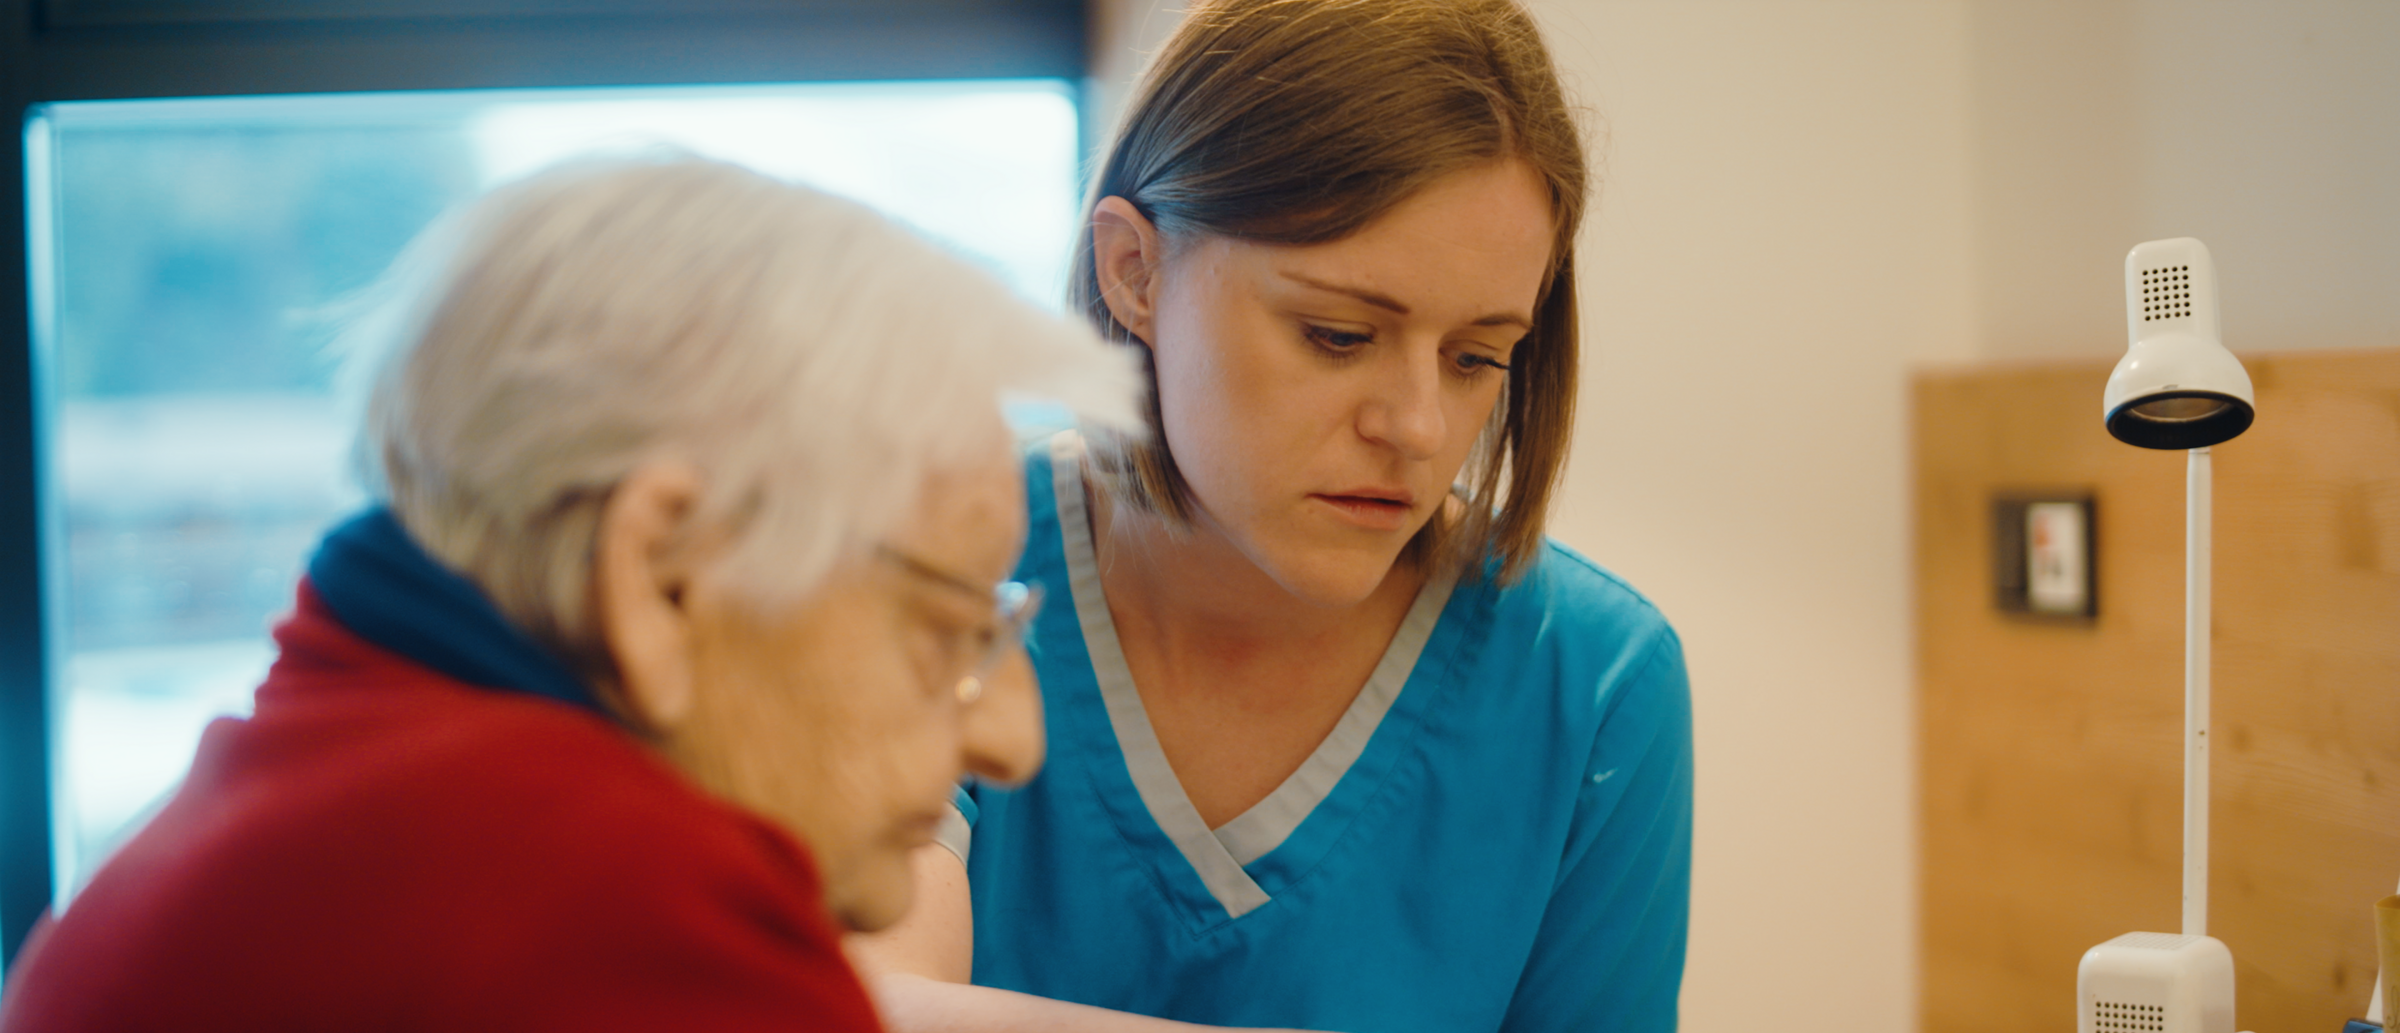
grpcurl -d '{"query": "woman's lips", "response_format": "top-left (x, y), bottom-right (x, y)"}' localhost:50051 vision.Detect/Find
top-left (1312, 493), bottom-right (1414, 532)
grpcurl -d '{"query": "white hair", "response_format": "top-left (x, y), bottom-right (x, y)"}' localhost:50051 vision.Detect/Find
top-left (344, 154), bottom-right (1138, 690)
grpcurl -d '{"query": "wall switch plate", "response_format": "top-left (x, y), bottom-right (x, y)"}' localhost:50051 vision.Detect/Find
top-left (1993, 493), bottom-right (2098, 620)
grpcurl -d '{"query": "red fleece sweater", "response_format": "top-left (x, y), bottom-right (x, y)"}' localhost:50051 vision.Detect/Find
top-left (0, 584), bottom-right (883, 1032)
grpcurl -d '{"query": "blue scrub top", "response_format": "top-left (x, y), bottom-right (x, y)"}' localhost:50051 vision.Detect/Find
top-left (961, 432), bottom-right (1693, 1033)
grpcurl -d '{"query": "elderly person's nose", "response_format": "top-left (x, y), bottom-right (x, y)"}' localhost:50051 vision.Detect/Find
top-left (961, 650), bottom-right (1043, 787)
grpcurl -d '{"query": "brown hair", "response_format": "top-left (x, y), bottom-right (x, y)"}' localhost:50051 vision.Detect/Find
top-left (1073, 0), bottom-right (1588, 583)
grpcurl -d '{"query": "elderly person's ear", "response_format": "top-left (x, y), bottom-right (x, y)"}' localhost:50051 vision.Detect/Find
top-left (596, 460), bottom-right (710, 730)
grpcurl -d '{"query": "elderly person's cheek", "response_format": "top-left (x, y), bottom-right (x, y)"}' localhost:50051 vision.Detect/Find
top-left (963, 650), bottom-right (1043, 788)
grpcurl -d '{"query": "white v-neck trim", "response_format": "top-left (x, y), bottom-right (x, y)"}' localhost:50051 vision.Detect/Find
top-left (1047, 431), bottom-right (1455, 918)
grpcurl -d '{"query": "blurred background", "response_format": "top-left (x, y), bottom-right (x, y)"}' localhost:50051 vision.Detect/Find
top-left (5, 0), bottom-right (2398, 1029)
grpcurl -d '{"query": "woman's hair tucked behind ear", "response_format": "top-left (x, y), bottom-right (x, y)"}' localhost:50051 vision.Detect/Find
top-left (1073, 0), bottom-right (1589, 583)
top-left (346, 155), bottom-right (1140, 705)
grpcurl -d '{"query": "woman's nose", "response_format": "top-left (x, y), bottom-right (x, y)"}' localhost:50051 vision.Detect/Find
top-left (960, 650), bottom-right (1044, 788)
top-left (1356, 347), bottom-right (1446, 460)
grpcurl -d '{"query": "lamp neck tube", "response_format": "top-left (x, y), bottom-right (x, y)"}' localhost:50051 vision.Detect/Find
top-left (2184, 446), bottom-right (2212, 938)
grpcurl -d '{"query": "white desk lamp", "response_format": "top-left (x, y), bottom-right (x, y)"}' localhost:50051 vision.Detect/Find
top-left (2077, 237), bottom-right (2255, 1033)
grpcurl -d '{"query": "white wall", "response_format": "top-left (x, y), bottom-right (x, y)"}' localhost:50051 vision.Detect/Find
top-left (1974, 0), bottom-right (2400, 360)
top-left (1532, 3), bottom-right (1971, 1030)
top-left (1083, 0), bottom-right (1182, 164)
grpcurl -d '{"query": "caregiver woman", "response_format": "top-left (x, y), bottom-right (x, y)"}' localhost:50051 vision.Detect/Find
top-left (850, 1), bottom-right (1693, 1030)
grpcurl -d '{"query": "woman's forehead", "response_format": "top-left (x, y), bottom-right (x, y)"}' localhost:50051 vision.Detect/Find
top-left (1204, 232), bottom-right (1549, 330)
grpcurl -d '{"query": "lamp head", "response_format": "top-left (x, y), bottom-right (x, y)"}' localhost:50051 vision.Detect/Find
top-left (2105, 237), bottom-right (2254, 450)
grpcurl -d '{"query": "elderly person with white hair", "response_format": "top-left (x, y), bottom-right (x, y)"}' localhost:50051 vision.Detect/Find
top-left (0, 156), bottom-right (1135, 1031)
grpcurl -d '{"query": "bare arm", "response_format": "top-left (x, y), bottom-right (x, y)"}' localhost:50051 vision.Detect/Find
top-left (844, 845), bottom-right (1324, 1033)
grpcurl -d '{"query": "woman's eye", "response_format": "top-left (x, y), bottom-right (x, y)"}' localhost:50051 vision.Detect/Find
top-left (1303, 324), bottom-right (1373, 355)
top-left (1452, 351), bottom-right (1512, 375)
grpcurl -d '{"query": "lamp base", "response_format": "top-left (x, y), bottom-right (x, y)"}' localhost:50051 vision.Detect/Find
top-left (2078, 932), bottom-right (2234, 1033)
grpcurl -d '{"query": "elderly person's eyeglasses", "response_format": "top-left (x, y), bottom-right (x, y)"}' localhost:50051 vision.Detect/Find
top-left (876, 546), bottom-right (1044, 704)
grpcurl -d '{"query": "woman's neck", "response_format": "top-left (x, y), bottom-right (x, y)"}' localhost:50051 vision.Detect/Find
top-left (1082, 467), bottom-right (1435, 827)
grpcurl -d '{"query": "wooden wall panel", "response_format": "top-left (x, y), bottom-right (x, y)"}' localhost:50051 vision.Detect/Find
top-left (1916, 348), bottom-right (2400, 1033)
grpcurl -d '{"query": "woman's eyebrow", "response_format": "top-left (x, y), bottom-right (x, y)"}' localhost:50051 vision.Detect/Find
top-left (1280, 270), bottom-right (1408, 314)
top-left (1277, 270), bottom-right (1531, 330)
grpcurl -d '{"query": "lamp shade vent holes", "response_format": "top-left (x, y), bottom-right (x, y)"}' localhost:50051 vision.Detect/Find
top-left (2139, 264), bottom-right (2193, 322)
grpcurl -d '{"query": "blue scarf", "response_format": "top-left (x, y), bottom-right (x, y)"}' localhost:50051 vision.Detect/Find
top-left (307, 507), bottom-right (606, 718)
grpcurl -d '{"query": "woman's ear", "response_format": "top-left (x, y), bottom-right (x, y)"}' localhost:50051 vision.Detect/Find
top-left (1091, 196), bottom-right (1164, 349)
top-left (595, 460), bottom-right (707, 731)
